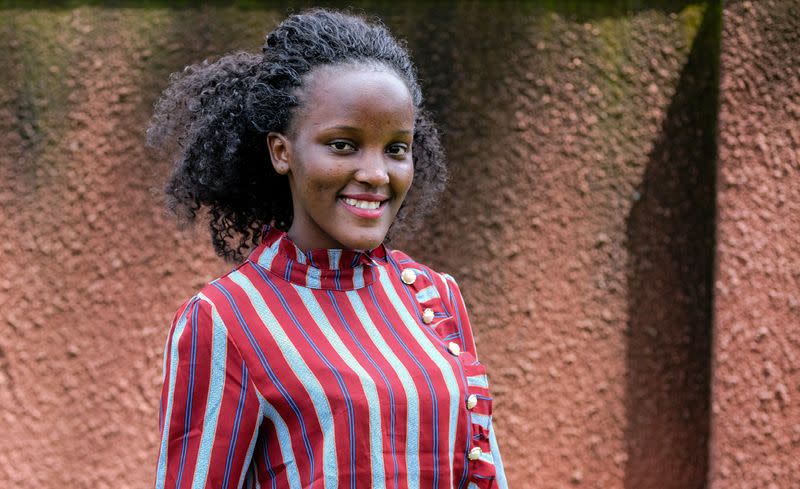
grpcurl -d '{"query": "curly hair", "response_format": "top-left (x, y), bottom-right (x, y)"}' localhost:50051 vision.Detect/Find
top-left (146, 8), bottom-right (447, 262)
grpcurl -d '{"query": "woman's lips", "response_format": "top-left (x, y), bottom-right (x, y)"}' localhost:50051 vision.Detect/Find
top-left (338, 196), bottom-right (387, 219)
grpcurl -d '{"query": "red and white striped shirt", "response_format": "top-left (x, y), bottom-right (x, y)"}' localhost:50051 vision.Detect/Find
top-left (155, 225), bottom-right (507, 489)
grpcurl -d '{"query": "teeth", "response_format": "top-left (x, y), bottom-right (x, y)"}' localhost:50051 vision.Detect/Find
top-left (343, 198), bottom-right (381, 210)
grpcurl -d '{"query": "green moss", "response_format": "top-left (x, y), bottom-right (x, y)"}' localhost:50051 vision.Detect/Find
top-left (679, 3), bottom-right (706, 48)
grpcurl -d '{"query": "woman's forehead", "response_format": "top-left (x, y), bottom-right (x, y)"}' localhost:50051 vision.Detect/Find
top-left (295, 66), bottom-right (415, 129)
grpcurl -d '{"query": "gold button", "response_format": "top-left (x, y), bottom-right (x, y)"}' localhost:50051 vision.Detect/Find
top-left (422, 308), bottom-right (435, 324)
top-left (466, 394), bottom-right (478, 410)
top-left (401, 268), bottom-right (417, 285)
top-left (447, 342), bottom-right (461, 356)
top-left (468, 446), bottom-right (482, 460)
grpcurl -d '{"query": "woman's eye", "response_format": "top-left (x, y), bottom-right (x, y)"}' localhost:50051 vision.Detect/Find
top-left (329, 141), bottom-right (356, 152)
top-left (387, 143), bottom-right (409, 157)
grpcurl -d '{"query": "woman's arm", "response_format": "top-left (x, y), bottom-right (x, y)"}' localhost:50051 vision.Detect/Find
top-left (443, 274), bottom-right (510, 489)
top-left (155, 296), bottom-right (261, 489)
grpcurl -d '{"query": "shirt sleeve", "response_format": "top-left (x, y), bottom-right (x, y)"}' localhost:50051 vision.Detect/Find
top-left (155, 296), bottom-right (262, 489)
top-left (443, 274), bottom-right (510, 488)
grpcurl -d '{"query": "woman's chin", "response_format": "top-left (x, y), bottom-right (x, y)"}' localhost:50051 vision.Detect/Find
top-left (337, 227), bottom-right (389, 251)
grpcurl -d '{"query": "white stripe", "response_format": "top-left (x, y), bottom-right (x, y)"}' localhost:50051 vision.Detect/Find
top-left (155, 308), bottom-right (190, 489)
top-left (346, 290), bottom-right (421, 489)
top-left (306, 266), bottom-right (322, 289)
top-left (237, 414), bottom-right (264, 489)
top-left (294, 286), bottom-right (386, 488)
top-left (471, 413), bottom-right (491, 430)
top-left (352, 266), bottom-right (364, 288)
top-left (489, 421), bottom-right (509, 488)
top-left (257, 391), bottom-right (303, 489)
top-left (377, 267), bottom-right (461, 488)
top-left (415, 285), bottom-right (439, 303)
top-left (257, 239), bottom-right (282, 270)
top-left (328, 249), bottom-right (341, 270)
top-left (228, 271), bottom-right (339, 489)
top-left (467, 374), bottom-right (489, 388)
top-left (190, 299), bottom-right (228, 489)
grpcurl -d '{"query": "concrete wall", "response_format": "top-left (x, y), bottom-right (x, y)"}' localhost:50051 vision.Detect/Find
top-left (0, 2), bottom-right (796, 488)
top-left (710, 1), bottom-right (800, 488)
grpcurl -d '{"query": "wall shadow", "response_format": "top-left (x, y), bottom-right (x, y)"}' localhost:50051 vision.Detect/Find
top-left (623, 2), bottom-right (720, 488)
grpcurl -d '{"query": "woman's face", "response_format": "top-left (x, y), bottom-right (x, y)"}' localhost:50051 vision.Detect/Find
top-left (267, 65), bottom-right (415, 251)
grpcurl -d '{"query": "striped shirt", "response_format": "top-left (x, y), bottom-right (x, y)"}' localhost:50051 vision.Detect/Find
top-left (155, 225), bottom-right (508, 489)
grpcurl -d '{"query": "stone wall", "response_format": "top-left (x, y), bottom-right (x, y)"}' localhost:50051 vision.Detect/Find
top-left (1, 2), bottom-right (797, 488)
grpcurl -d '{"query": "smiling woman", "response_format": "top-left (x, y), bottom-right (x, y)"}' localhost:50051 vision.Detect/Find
top-left (147, 8), bottom-right (507, 489)
top-left (266, 66), bottom-right (416, 252)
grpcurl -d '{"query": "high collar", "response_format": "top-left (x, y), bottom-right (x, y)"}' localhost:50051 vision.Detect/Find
top-left (247, 225), bottom-right (389, 290)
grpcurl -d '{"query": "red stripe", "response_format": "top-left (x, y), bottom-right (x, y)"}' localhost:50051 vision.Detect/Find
top-left (155, 230), bottom-right (504, 488)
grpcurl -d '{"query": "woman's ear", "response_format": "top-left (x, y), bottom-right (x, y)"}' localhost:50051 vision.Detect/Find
top-left (267, 132), bottom-right (291, 175)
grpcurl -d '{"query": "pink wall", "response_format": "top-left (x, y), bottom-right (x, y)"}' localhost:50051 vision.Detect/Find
top-left (710, 1), bottom-right (800, 487)
top-left (0, 2), bottom-right (797, 488)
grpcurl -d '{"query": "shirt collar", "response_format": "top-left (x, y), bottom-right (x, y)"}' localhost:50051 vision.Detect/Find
top-left (247, 225), bottom-right (388, 290)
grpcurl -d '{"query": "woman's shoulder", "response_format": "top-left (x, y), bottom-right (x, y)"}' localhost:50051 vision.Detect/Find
top-left (167, 260), bottom-right (254, 326)
top-left (385, 248), bottom-right (464, 308)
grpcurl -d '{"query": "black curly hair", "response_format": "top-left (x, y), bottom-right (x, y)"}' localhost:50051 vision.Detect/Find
top-left (147, 8), bottom-right (446, 262)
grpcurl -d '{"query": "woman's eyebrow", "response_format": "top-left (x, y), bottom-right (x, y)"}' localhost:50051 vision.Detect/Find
top-left (322, 125), bottom-right (413, 136)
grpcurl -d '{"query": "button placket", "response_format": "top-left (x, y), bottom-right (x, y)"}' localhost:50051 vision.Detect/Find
top-left (462, 357), bottom-right (497, 487)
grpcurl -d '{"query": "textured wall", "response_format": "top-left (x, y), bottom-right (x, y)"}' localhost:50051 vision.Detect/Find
top-left (710, 1), bottom-right (800, 487)
top-left (0, 2), bottom-right (751, 489)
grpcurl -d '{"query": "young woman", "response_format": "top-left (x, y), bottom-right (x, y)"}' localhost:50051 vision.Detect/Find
top-left (148, 9), bottom-right (508, 489)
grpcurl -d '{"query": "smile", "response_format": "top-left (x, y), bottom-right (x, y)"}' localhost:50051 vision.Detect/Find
top-left (342, 198), bottom-right (381, 210)
top-left (338, 196), bottom-right (388, 219)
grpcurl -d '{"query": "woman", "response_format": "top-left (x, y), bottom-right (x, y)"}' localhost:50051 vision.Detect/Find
top-left (148, 9), bottom-right (508, 489)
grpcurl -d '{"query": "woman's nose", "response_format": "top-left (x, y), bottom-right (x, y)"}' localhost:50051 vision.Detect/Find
top-left (354, 150), bottom-right (390, 186)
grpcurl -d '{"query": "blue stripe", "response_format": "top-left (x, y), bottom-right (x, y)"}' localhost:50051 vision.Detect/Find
top-left (191, 303), bottom-right (229, 489)
top-left (252, 278), bottom-right (356, 489)
top-left (260, 417), bottom-right (278, 489)
top-left (175, 301), bottom-right (200, 489)
top-left (323, 289), bottom-right (392, 488)
top-left (328, 249), bottom-right (341, 270)
top-left (238, 406), bottom-right (263, 489)
top-left (383, 259), bottom-right (465, 489)
top-left (489, 422), bottom-right (508, 488)
top-left (257, 392), bottom-right (302, 489)
top-left (352, 266), bottom-right (364, 288)
top-left (415, 285), bottom-right (439, 303)
top-left (434, 273), bottom-right (472, 489)
top-left (445, 281), bottom-right (467, 354)
top-left (221, 362), bottom-right (249, 488)
top-left (306, 266), bottom-right (322, 289)
top-left (348, 290), bottom-right (421, 489)
top-left (226, 271), bottom-right (340, 489)
top-left (467, 375), bottom-right (489, 388)
top-left (257, 240), bottom-right (281, 270)
top-left (204, 283), bottom-right (321, 489)
top-left (470, 413), bottom-right (491, 430)
top-left (374, 264), bottom-right (470, 489)
top-left (155, 298), bottom-right (195, 489)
